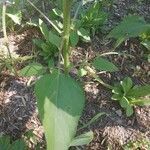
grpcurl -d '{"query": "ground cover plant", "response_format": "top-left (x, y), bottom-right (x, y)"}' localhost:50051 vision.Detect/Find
top-left (0, 0), bottom-right (150, 150)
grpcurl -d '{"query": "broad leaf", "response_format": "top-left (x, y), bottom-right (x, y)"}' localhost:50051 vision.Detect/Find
top-left (127, 85), bottom-right (150, 98)
top-left (108, 15), bottom-right (149, 39)
top-left (35, 72), bottom-right (85, 150)
top-left (69, 131), bottom-right (93, 147)
top-left (93, 57), bottom-right (118, 72)
top-left (121, 77), bottom-right (133, 94)
top-left (19, 63), bottom-right (45, 77)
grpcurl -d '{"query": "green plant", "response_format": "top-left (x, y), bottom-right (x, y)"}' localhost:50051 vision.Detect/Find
top-left (112, 77), bottom-right (150, 116)
top-left (33, 19), bottom-right (61, 64)
top-left (21, 0), bottom-right (95, 149)
top-left (123, 138), bottom-right (150, 150)
top-left (108, 15), bottom-right (150, 48)
top-left (79, 1), bottom-right (108, 35)
top-left (0, 135), bottom-right (26, 150)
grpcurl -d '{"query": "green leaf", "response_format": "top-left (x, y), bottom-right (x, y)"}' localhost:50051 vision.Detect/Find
top-left (108, 15), bottom-right (149, 39)
top-left (41, 43), bottom-right (51, 53)
top-left (127, 85), bottom-right (150, 98)
top-left (141, 41), bottom-right (150, 51)
top-left (48, 31), bottom-right (61, 48)
top-left (131, 98), bottom-right (150, 106)
top-left (126, 105), bottom-right (134, 117)
top-left (39, 19), bottom-right (49, 39)
top-left (70, 31), bottom-right (79, 47)
top-left (77, 28), bottom-right (90, 42)
top-left (52, 8), bottom-right (63, 18)
top-left (78, 68), bottom-right (87, 77)
top-left (35, 72), bottom-right (85, 150)
top-left (121, 77), bottom-right (133, 94)
top-left (19, 63), bottom-right (45, 77)
top-left (111, 93), bottom-right (122, 101)
top-left (112, 84), bottom-right (123, 94)
top-left (0, 136), bottom-right (11, 150)
top-left (12, 139), bottom-right (26, 150)
top-left (33, 39), bottom-right (44, 48)
top-left (6, 11), bottom-right (22, 25)
top-left (119, 97), bottom-right (129, 108)
top-left (93, 57), bottom-right (118, 72)
top-left (78, 112), bottom-right (106, 130)
top-left (69, 131), bottom-right (93, 147)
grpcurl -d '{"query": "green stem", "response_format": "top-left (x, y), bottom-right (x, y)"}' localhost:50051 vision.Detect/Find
top-left (85, 66), bottom-right (113, 90)
top-left (62, 0), bottom-right (72, 74)
top-left (94, 76), bottom-right (113, 90)
top-left (27, 0), bottom-right (61, 34)
top-left (2, 2), bottom-right (8, 43)
top-left (2, 2), bottom-right (18, 76)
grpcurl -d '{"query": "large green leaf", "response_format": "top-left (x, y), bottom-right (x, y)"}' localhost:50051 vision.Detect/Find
top-left (93, 57), bottom-right (118, 72)
top-left (108, 15), bottom-right (150, 39)
top-left (35, 72), bottom-right (85, 150)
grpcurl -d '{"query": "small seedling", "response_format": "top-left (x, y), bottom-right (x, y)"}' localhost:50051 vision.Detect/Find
top-left (112, 77), bottom-right (150, 116)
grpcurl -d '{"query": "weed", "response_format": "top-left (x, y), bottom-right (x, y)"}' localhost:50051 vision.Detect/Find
top-left (112, 77), bottom-right (150, 116)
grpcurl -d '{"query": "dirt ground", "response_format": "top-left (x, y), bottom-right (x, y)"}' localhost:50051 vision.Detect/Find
top-left (0, 0), bottom-right (150, 150)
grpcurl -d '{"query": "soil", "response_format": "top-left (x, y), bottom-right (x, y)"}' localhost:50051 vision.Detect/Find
top-left (0, 0), bottom-right (150, 150)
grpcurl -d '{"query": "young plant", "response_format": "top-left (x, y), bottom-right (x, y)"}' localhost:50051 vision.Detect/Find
top-left (108, 15), bottom-right (150, 48)
top-left (112, 77), bottom-right (150, 116)
top-left (23, 0), bottom-right (94, 149)
top-left (79, 1), bottom-right (108, 35)
top-left (1, 1), bottom-right (18, 76)
top-left (33, 19), bottom-right (61, 64)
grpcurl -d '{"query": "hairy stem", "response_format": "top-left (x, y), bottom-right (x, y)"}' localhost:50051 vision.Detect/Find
top-left (62, 0), bottom-right (72, 74)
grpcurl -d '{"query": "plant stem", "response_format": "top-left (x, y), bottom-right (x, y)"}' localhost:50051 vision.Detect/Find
top-left (2, 2), bottom-right (18, 76)
top-left (62, 0), bottom-right (72, 74)
top-left (27, 0), bottom-right (61, 34)
top-left (85, 66), bottom-right (113, 90)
